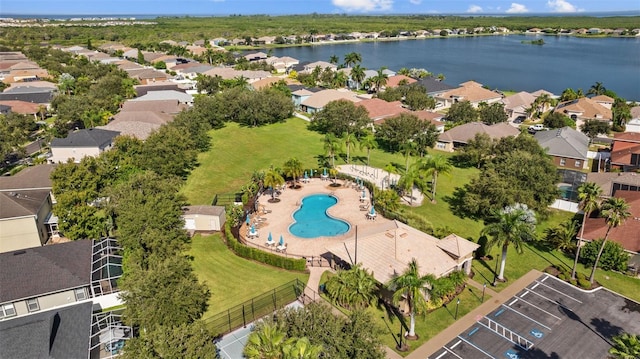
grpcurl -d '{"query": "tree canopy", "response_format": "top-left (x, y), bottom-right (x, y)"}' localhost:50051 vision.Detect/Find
top-left (309, 99), bottom-right (371, 136)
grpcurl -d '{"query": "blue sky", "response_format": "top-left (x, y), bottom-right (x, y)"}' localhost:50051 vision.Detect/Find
top-left (1, 0), bottom-right (638, 15)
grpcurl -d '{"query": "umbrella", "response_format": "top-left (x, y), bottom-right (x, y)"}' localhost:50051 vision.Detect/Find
top-left (268, 232), bottom-right (273, 242)
top-left (304, 171), bottom-right (308, 179)
top-left (279, 235), bottom-right (284, 246)
top-left (370, 206), bottom-right (376, 216)
top-left (250, 225), bottom-right (256, 233)
top-left (246, 214), bottom-right (250, 225)
top-left (323, 168), bottom-right (327, 176)
top-left (361, 190), bottom-right (366, 198)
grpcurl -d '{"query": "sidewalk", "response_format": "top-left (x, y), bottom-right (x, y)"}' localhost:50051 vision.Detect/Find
top-left (404, 269), bottom-right (543, 359)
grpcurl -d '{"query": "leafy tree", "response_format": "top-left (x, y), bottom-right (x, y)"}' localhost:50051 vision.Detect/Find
top-left (572, 182), bottom-right (602, 279)
top-left (404, 88), bottom-right (435, 111)
top-left (374, 187), bottom-right (400, 212)
top-left (370, 67), bottom-right (389, 93)
top-left (446, 100), bottom-right (478, 124)
top-left (138, 125), bottom-right (198, 179)
top-left (580, 119), bottom-right (611, 139)
top-left (581, 239), bottom-right (629, 273)
top-left (325, 264), bottom-right (378, 309)
top-left (481, 203), bottom-right (537, 281)
top-left (283, 157), bottom-right (304, 186)
top-left (0, 112), bottom-right (36, 160)
top-left (478, 102), bottom-right (508, 125)
top-left (544, 112), bottom-right (574, 129)
top-left (612, 97), bottom-right (632, 131)
top-left (263, 168), bottom-right (285, 201)
top-left (419, 154), bottom-right (452, 202)
top-left (282, 337), bottom-right (323, 359)
top-left (560, 88), bottom-right (580, 102)
top-left (309, 99), bottom-right (371, 136)
top-left (122, 321), bottom-right (219, 359)
top-left (244, 322), bottom-right (290, 359)
top-left (374, 113), bottom-right (438, 154)
top-left (195, 73), bottom-right (223, 94)
top-left (388, 259), bottom-right (436, 338)
top-left (609, 333), bottom-right (640, 359)
top-left (359, 134), bottom-right (378, 166)
top-left (589, 197), bottom-right (630, 283)
top-left (544, 220), bottom-right (578, 253)
top-left (458, 133), bottom-right (494, 168)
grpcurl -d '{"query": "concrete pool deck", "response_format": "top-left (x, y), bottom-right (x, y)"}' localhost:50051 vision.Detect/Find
top-left (242, 177), bottom-right (391, 258)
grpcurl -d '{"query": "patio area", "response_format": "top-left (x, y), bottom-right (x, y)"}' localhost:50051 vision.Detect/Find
top-left (241, 177), bottom-right (391, 258)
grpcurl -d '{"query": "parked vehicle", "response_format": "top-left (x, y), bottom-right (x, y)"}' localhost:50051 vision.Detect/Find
top-left (528, 124), bottom-right (545, 131)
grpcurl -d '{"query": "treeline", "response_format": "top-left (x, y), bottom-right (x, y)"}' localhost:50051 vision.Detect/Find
top-left (2, 15), bottom-right (638, 47)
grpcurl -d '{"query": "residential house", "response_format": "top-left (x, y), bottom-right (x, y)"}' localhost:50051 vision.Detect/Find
top-left (435, 81), bottom-right (503, 109)
top-left (50, 128), bottom-right (120, 164)
top-left (356, 98), bottom-right (405, 123)
top-left (501, 91), bottom-right (537, 121)
top-left (534, 127), bottom-right (590, 170)
top-left (299, 89), bottom-right (361, 114)
top-left (182, 205), bottom-right (227, 233)
top-left (436, 122), bottom-right (519, 152)
top-left (590, 95), bottom-right (615, 110)
top-left (625, 106), bottom-right (640, 133)
top-left (291, 88), bottom-right (320, 108)
top-left (129, 89), bottom-right (193, 105)
top-left (244, 52), bottom-right (268, 62)
top-left (121, 99), bottom-right (188, 114)
top-left (0, 86), bottom-right (55, 105)
top-left (610, 132), bottom-right (640, 171)
top-left (326, 220), bottom-right (479, 282)
top-left (385, 75), bottom-right (416, 88)
top-left (250, 77), bottom-right (294, 91)
top-left (580, 190), bottom-right (640, 255)
top-left (0, 100), bottom-right (41, 119)
top-left (125, 68), bottom-right (171, 84)
top-left (8, 80), bottom-right (57, 91)
top-left (587, 172), bottom-right (640, 197)
top-left (254, 36), bottom-right (276, 45)
top-left (202, 67), bottom-right (271, 82)
top-left (300, 61), bottom-right (337, 74)
top-left (134, 81), bottom-right (182, 97)
top-left (99, 111), bottom-right (174, 140)
top-left (554, 97), bottom-right (612, 129)
top-left (265, 56), bottom-right (299, 73)
top-left (415, 76), bottom-right (456, 97)
top-left (0, 164), bottom-right (57, 253)
top-left (186, 45), bottom-right (207, 56)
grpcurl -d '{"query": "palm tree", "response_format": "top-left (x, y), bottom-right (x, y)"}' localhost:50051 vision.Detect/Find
top-left (282, 337), bottom-right (323, 359)
top-left (283, 158), bottom-right (303, 188)
top-left (587, 81), bottom-right (607, 96)
top-left (343, 52), bottom-right (362, 68)
top-left (534, 93), bottom-right (554, 113)
top-left (545, 220), bottom-right (578, 253)
top-left (263, 168), bottom-right (285, 202)
top-left (481, 204), bottom-right (537, 282)
top-left (350, 64), bottom-right (366, 90)
top-left (572, 182), bottom-right (602, 280)
top-left (323, 134), bottom-right (341, 168)
top-left (388, 259), bottom-right (436, 339)
top-left (398, 166), bottom-right (423, 205)
top-left (589, 197), bottom-right (630, 283)
top-left (400, 141), bottom-right (417, 173)
top-left (371, 67), bottom-right (389, 93)
top-left (244, 322), bottom-right (290, 359)
top-left (332, 71), bottom-right (348, 89)
top-left (342, 132), bottom-right (358, 163)
top-left (329, 54), bottom-right (339, 65)
top-left (359, 135), bottom-right (378, 166)
top-left (325, 264), bottom-right (377, 309)
top-left (398, 67), bottom-right (411, 76)
top-left (383, 163), bottom-right (397, 190)
top-left (609, 333), bottom-right (640, 359)
top-left (419, 155), bottom-right (452, 203)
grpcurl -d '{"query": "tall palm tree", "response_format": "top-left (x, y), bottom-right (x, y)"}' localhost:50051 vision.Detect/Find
top-left (534, 93), bottom-right (554, 113)
top-left (323, 134), bottom-right (341, 168)
top-left (383, 163), bottom-right (397, 190)
top-left (609, 333), bottom-right (640, 359)
top-left (398, 67), bottom-right (411, 76)
top-left (282, 337), bottom-right (323, 359)
top-left (589, 197), bottom-right (630, 283)
top-left (481, 204), bottom-right (537, 281)
top-left (400, 141), bottom-right (416, 173)
top-left (359, 135), bottom-right (378, 166)
top-left (244, 322), bottom-right (290, 359)
top-left (371, 67), bottom-right (389, 93)
top-left (350, 64), bottom-right (366, 90)
top-left (572, 182), bottom-right (602, 280)
top-left (343, 132), bottom-right (358, 163)
top-left (332, 71), bottom-right (349, 89)
top-left (419, 155), bottom-right (452, 203)
top-left (388, 259), bottom-right (436, 339)
top-left (283, 158), bottom-right (303, 187)
top-left (343, 52), bottom-right (362, 68)
top-left (587, 81), bottom-right (607, 96)
top-left (329, 54), bottom-right (339, 65)
top-left (263, 168), bottom-right (285, 201)
top-left (398, 166), bottom-right (423, 205)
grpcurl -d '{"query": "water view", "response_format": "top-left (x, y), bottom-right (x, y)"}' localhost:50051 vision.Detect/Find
top-left (273, 35), bottom-right (640, 100)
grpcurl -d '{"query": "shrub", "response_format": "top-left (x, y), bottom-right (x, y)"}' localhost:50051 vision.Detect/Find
top-left (475, 235), bottom-right (489, 259)
top-left (581, 239), bottom-right (628, 272)
top-left (576, 272), bottom-right (587, 281)
top-left (569, 279), bottom-right (577, 286)
top-left (577, 278), bottom-right (591, 289)
top-left (558, 272), bottom-right (567, 281)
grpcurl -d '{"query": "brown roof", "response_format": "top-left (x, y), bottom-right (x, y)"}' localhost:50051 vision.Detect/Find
top-left (554, 97), bottom-right (612, 121)
top-left (0, 164), bottom-right (56, 191)
top-left (100, 111), bottom-right (174, 140)
top-left (438, 122), bottom-right (520, 144)
top-left (591, 95), bottom-right (614, 103)
top-left (121, 99), bottom-right (187, 114)
top-left (586, 173), bottom-right (640, 197)
top-left (385, 75), bottom-right (417, 88)
top-left (301, 89), bottom-right (360, 110)
top-left (8, 81), bottom-right (57, 90)
top-left (610, 133), bottom-right (640, 166)
top-left (250, 77), bottom-right (294, 90)
top-left (326, 220), bottom-right (478, 282)
top-left (581, 190), bottom-right (640, 253)
top-left (356, 98), bottom-right (405, 121)
top-left (183, 205), bottom-right (225, 216)
top-left (501, 91), bottom-right (536, 110)
top-left (0, 100), bottom-right (40, 114)
top-left (439, 82), bottom-right (502, 104)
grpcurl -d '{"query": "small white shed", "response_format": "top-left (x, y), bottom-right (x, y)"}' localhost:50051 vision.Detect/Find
top-left (182, 205), bottom-right (226, 232)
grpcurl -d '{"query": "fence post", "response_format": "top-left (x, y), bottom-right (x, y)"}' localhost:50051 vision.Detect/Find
top-left (227, 309), bottom-right (231, 333)
top-left (251, 298), bottom-right (255, 322)
top-left (242, 305), bottom-right (246, 328)
top-left (273, 288), bottom-right (277, 310)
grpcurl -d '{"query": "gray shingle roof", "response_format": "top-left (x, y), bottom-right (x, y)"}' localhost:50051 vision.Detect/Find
top-left (0, 189), bottom-right (50, 219)
top-left (183, 205), bottom-right (226, 216)
top-left (0, 164), bottom-right (56, 191)
top-left (534, 127), bottom-right (589, 160)
top-left (416, 77), bottom-right (456, 94)
top-left (130, 90), bottom-right (193, 103)
top-left (0, 87), bottom-right (54, 104)
top-left (0, 302), bottom-right (92, 359)
top-left (0, 240), bottom-right (92, 303)
top-left (51, 128), bottom-right (120, 148)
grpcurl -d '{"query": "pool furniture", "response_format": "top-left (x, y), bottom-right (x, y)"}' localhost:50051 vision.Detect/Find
top-left (266, 238), bottom-right (275, 246)
top-left (276, 244), bottom-right (287, 252)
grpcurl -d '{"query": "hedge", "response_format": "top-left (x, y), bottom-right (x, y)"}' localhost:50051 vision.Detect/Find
top-left (224, 222), bottom-right (307, 271)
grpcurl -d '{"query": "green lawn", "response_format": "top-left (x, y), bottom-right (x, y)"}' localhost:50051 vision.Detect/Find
top-left (188, 233), bottom-right (308, 319)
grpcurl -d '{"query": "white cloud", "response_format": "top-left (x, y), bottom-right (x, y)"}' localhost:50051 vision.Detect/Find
top-left (467, 5), bottom-right (483, 13)
top-left (332, 0), bottom-right (393, 12)
top-left (546, 0), bottom-right (580, 13)
top-left (409, 0), bottom-right (422, 4)
top-left (506, 3), bottom-right (528, 13)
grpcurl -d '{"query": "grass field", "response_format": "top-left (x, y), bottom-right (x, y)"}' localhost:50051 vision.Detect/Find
top-left (188, 233), bottom-right (308, 319)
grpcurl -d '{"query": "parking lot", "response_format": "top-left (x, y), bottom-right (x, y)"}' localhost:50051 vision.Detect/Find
top-left (429, 274), bottom-right (640, 359)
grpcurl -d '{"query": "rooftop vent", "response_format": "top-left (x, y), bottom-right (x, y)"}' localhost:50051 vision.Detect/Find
top-left (13, 250), bottom-right (26, 255)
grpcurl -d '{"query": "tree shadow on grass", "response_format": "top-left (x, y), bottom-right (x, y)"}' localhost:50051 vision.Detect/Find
top-left (443, 186), bottom-right (476, 220)
top-left (525, 243), bottom-right (572, 272)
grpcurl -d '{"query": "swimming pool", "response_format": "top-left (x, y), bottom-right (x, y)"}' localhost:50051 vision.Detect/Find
top-left (289, 194), bottom-right (350, 238)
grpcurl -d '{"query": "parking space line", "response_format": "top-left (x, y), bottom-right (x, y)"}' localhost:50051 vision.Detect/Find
top-left (434, 350), bottom-right (449, 359)
top-left (533, 279), bottom-right (583, 303)
top-left (508, 298), bottom-right (518, 306)
top-left (520, 291), bottom-right (528, 298)
top-left (532, 282), bottom-right (540, 290)
top-left (443, 346), bottom-right (464, 359)
top-left (451, 340), bottom-right (462, 349)
top-left (516, 294), bottom-right (562, 320)
top-left (541, 276), bottom-right (548, 282)
top-left (457, 335), bottom-right (496, 359)
top-left (526, 289), bottom-right (572, 311)
top-left (501, 304), bottom-right (551, 330)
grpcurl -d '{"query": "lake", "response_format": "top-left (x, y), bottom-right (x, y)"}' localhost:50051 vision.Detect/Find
top-left (272, 35), bottom-right (640, 100)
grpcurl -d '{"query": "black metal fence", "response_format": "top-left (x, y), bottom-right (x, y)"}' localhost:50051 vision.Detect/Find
top-left (204, 279), bottom-right (305, 336)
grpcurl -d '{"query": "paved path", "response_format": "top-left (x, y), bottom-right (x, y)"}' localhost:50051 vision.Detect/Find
top-left (404, 269), bottom-right (543, 359)
top-left (337, 164), bottom-right (425, 206)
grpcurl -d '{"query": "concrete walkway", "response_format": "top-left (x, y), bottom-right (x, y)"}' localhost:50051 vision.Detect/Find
top-left (336, 164), bottom-right (425, 206)
top-left (404, 269), bottom-right (543, 359)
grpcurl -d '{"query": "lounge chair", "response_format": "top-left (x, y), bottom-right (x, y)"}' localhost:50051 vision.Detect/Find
top-left (359, 203), bottom-right (370, 211)
top-left (276, 244), bottom-right (287, 252)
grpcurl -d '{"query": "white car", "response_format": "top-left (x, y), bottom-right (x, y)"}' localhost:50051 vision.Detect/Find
top-left (528, 124), bottom-right (545, 131)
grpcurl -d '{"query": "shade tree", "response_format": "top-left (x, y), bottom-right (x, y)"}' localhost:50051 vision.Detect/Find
top-left (309, 99), bottom-right (371, 137)
top-left (446, 100), bottom-right (478, 124)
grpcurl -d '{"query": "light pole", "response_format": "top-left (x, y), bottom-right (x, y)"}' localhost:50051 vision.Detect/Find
top-left (455, 298), bottom-right (460, 320)
top-left (482, 283), bottom-right (487, 303)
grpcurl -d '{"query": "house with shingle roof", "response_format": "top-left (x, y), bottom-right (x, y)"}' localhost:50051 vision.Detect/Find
top-left (436, 122), bottom-right (519, 152)
top-left (534, 127), bottom-right (590, 170)
top-left (385, 75), bottom-right (416, 88)
top-left (587, 172), bottom-right (640, 197)
top-left (624, 106), bottom-right (640, 133)
top-left (100, 111), bottom-right (174, 140)
top-left (610, 132), bottom-right (640, 171)
top-left (301, 61), bottom-right (337, 74)
top-left (435, 81), bottom-right (502, 109)
top-left (300, 89), bottom-right (361, 114)
top-left (0, 100), bottom-right (41, 119)
top-left (0, 86), bottom-right (55, 105)
top-left (130, 90), bottom-right (193, 105)
top-left (326, 220), bottom-right (479, 283)
top-left (50, 128), bottom-right (120, 164)
top-left (554, 97), bottom-right (612, 129)
top-left (415, 76), bottom-right (456, 97)
top-left (125, 68), bottom-right (171, 84)
top-left (502, 91), bottom-right (536, 121)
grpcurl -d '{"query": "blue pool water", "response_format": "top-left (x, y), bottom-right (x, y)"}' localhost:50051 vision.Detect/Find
top-left (289, 194), bottom-right (350, 238)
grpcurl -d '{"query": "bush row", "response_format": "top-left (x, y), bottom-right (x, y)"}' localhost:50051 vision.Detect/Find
top-left (224, 222), bottom-right (307, 271)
